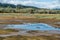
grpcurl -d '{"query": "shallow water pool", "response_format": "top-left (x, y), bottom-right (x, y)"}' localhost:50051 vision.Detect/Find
top-left (5, 23), bottom-right (60, 30)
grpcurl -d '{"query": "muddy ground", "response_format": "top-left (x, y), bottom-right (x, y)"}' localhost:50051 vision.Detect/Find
top-left (0, 16), bottom-right (60, 28)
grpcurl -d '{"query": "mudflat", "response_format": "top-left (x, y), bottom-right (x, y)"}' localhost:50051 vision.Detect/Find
top-left (0, 16), bottom-right (60, 28)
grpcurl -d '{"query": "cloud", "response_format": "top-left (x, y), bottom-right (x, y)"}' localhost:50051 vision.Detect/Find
top-left (0, 0), bottom-right (60, 9)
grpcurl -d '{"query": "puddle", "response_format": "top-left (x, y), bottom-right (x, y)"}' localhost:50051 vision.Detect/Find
top-left (4, 23), bottom-right (60, 30)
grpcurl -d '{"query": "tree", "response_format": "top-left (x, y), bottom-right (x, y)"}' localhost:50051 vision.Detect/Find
top-left (30, 9), bottom-right (34, 14)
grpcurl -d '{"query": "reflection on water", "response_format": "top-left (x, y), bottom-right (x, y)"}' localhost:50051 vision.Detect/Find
top-left (4, 23), bottom-right (60, 30)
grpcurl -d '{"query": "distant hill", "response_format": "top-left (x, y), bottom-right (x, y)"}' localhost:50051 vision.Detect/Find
top-left (0, 3), bottom-right (38, 9)
top-left (53, 8), bottom-right (60, 10)
top-left (0, 3), bottom-right (16, 8)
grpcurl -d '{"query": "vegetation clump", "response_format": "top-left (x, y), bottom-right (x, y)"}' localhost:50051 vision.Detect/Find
top-left (0, 29), bottom-right (19, 34)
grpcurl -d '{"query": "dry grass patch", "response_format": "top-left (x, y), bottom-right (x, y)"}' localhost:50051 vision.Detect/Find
top-left (0, 29), bottom-right (19, 34)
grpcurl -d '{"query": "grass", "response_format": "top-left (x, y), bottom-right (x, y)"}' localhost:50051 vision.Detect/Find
top-left (0, 13), bottom-right (60, 19)
top-left (33, 14), bottom-right (60, 19)
top-left (0, 35), bottom-right (60, 40)
top-left (0, 29), bottom-right (60, 40)
top-left (0, 29), bottom-right (19, 34)
top-left (0, 13), bottom-right (60, 27)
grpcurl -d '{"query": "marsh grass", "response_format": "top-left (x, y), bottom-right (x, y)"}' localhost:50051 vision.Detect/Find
top-left (0, 29), bottom-right (19, 34)
top-left (1, 35), bottom-right (60, 40)
top-left (0, 13), bottom-right (60, 19)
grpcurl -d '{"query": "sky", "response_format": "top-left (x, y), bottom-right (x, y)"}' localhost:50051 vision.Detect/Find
top-left (0, 0), bottom-right (60, 9)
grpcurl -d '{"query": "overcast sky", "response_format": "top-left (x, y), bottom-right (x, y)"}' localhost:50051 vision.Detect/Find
top-left (0, 0), bottom-right (60, 9)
